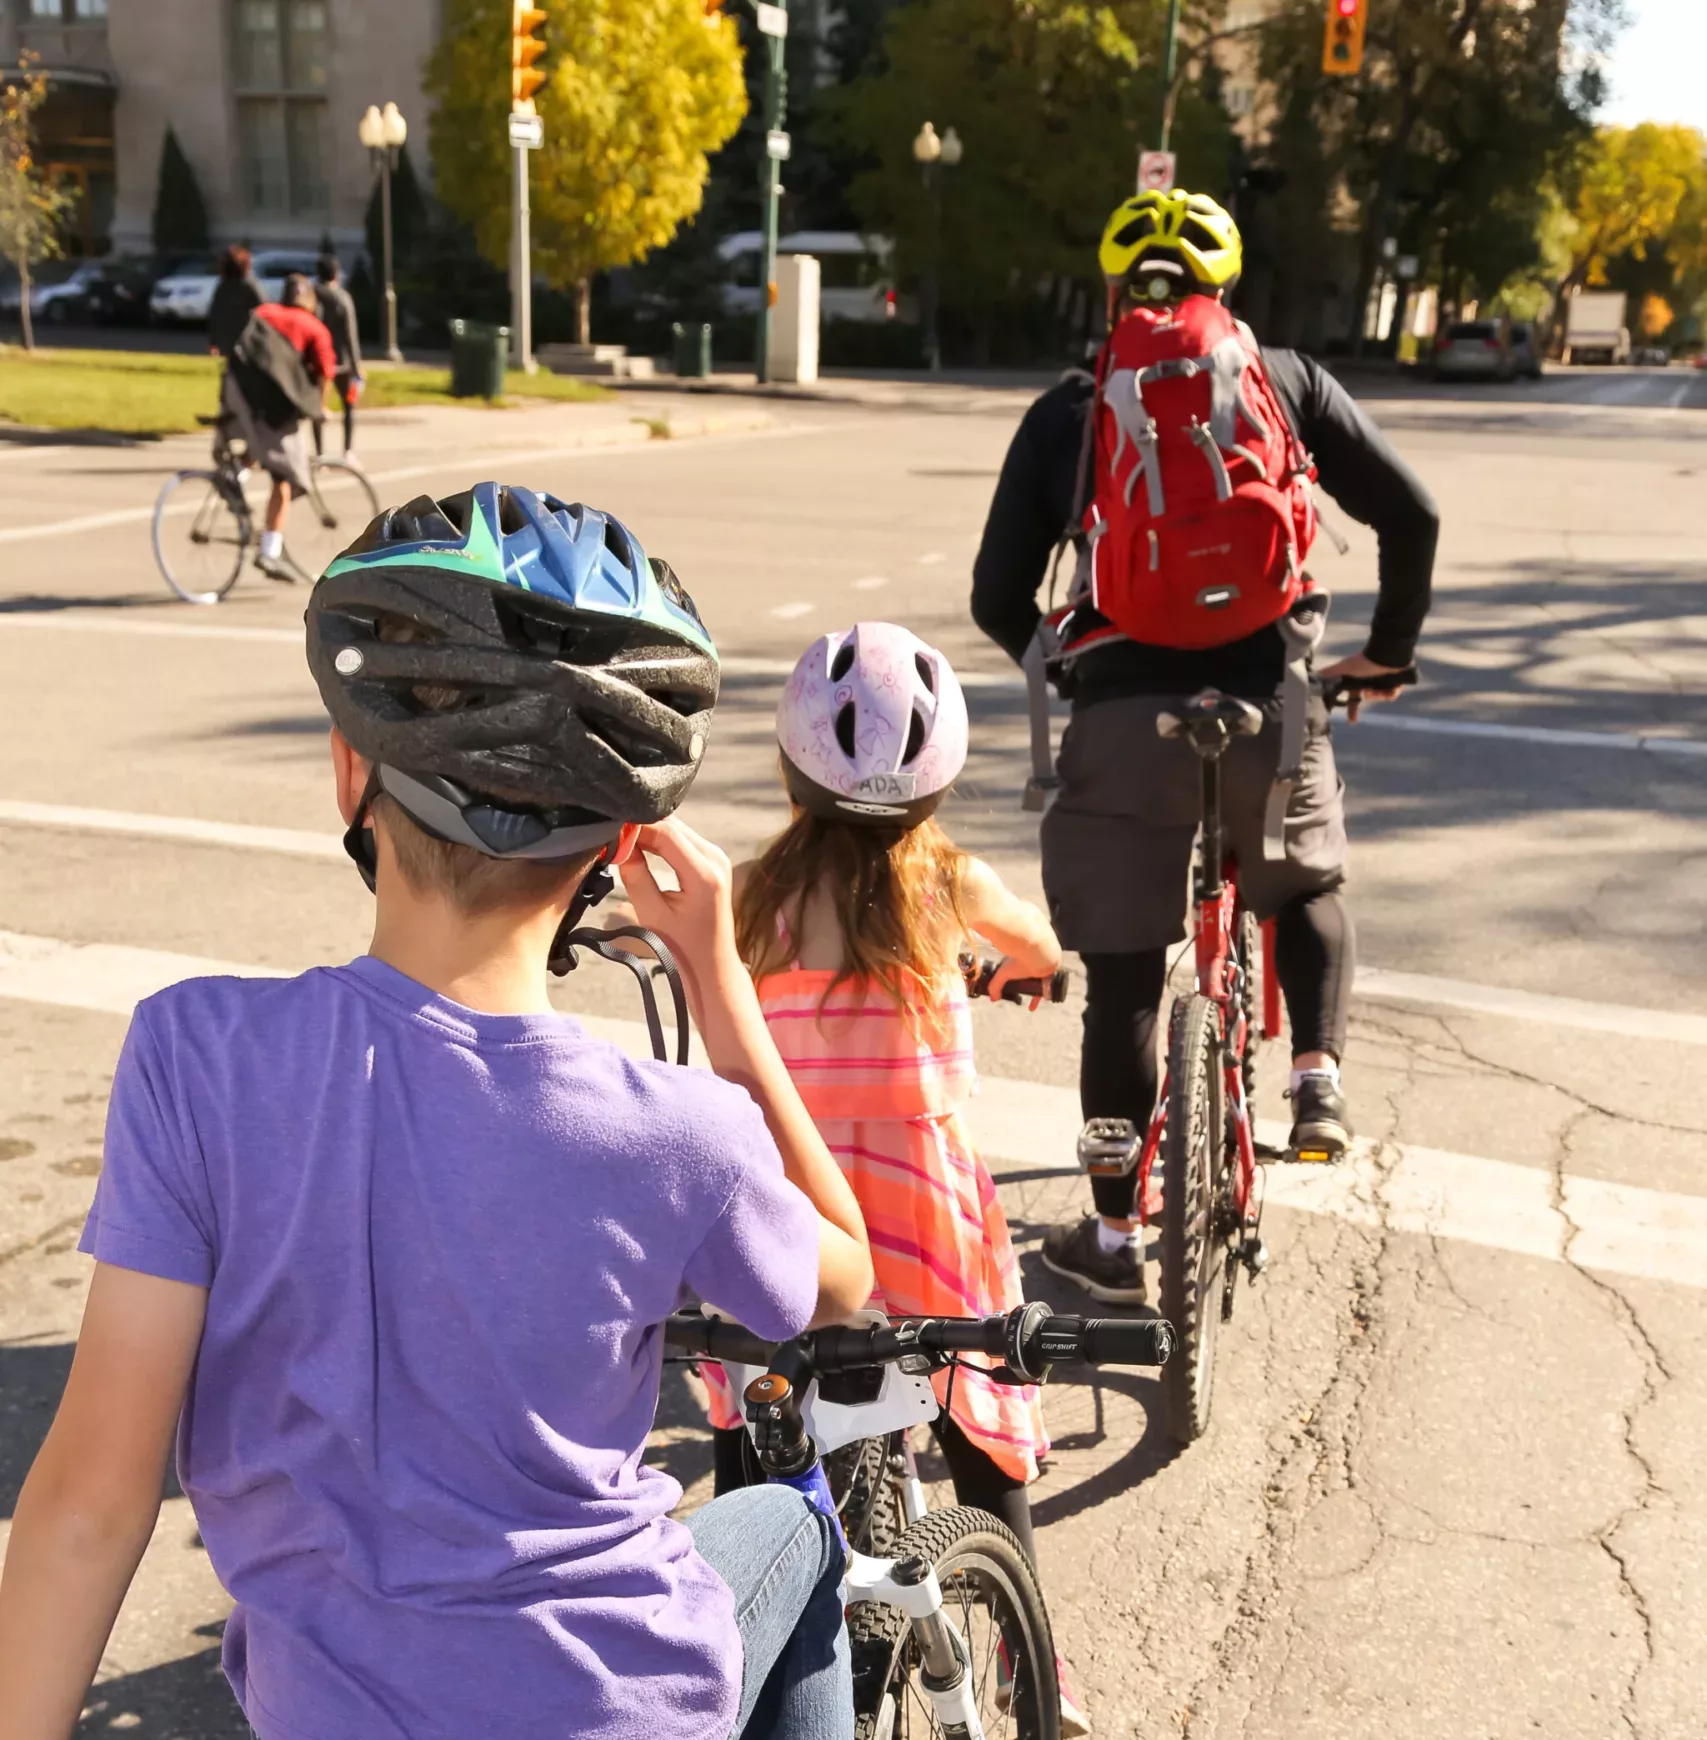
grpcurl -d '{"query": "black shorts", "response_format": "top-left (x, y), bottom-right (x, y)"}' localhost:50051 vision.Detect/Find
top-left (1039, 693), bottom-right (1348, 955)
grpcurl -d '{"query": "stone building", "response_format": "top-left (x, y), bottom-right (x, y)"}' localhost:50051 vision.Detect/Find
top-left (1, 0), bottom-right (440, 257)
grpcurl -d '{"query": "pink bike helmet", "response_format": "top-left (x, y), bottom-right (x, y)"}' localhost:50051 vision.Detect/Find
top-left (777, 622), bottom-right (969, 826)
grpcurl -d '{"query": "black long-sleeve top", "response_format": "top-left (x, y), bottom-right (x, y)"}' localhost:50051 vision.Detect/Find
top-left (970, 350), bottom-right (1439, 702)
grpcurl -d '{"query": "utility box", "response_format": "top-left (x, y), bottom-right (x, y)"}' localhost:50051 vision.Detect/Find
top-left (767, 254), bottom-right (820, 384)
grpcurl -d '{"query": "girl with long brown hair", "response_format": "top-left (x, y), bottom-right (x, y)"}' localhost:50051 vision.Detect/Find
top-left (706, 623), bottom-right (1088, 1733)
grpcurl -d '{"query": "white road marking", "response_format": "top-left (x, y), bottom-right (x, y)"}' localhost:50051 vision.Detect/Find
top-left (852, 576), bottom-right (891, 591)
top-left (768, 602), bottom-right (813, 620)
top-left (0, 799), bottom-right (344, 860)
top-left (1354, 711), bottom-right (1707, 760)
top-left (0, 614), bottom-right (301, 644)
top-left (6, 797), bottom-right (1707, 1049)
top-left (917, 552), bottom-right (946, 565)
top-left (0, 417), bottom-right (823, 548)
top-left (4, 926), bottom-right (1701, 1292)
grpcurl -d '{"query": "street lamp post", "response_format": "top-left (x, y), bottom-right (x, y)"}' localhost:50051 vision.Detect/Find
top-left (912, 122), bottom-right (961, 374)
top-left (358, 102), bottom-right (407, 363)
top-left (751, 0), bottom-right (790, 385)
top-left (1158, 0), bottom-right (1183, 154)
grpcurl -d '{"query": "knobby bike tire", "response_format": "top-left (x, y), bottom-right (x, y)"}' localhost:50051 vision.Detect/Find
top-left (849, 1506), bottom-right (1060, 1740)
top-left (154, 470), bottom-right (250, 605)
top-left (1160, 993), bottom-right (1226, 1444)
top-left (827, 1433), bottom-right (906, 1559)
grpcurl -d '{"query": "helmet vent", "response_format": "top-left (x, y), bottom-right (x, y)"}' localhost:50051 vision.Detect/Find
top-left (829, 642), bottom-right (856, 683)
top-left (497, 488), bottom-right (530, 535)
top-left (1114, 214), bottom-right (1156, 249)
top-left (602, 517), bottom-right (632, 564)
top-left (914, 652), bottom-right (936, 694)
top-left (1180, 217), bottom-right (1221, 253)
top-left (585, 712), bottom-right (673, 770)
top-left (903, 710), bottom-right (927, 765)
top-left (834, 702), bottom-right (857, 759)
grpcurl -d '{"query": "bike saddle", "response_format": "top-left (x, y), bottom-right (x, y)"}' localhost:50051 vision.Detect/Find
top-left (1156, 689), bottom-right (1265, 743)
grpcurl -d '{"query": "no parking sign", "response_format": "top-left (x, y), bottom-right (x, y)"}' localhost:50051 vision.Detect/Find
top-left (1138, 150), bottom-right (1177, 193)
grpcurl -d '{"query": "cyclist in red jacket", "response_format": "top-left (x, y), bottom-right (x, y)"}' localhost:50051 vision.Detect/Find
top-left (972, 192), bottom-right (1437, 1303)
top-left (222, 272), bottom-right (337, 584)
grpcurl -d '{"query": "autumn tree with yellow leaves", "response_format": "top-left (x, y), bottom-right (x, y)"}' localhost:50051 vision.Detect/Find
top-left (1, 58), bottom-right (78, 352)
top-left (426, 0), bottom-right (747, 346)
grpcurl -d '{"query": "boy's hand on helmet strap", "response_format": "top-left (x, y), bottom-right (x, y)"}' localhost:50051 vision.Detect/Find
top-left (621, 818), bottom-right (747, 1030)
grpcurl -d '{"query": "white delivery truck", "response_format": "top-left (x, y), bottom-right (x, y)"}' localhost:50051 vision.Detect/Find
top-left (1563, 291), bottom-right (1630, 365)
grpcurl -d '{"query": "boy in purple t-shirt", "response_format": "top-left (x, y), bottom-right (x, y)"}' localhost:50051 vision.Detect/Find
top-left (0, 485), bottom-right (874, 1740)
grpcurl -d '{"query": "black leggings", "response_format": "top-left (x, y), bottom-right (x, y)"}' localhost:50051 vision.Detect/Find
top-left (1082, 890), bottom-right (1355, 1220)
top-left (712, 1414), bottom-right (1035, 1566)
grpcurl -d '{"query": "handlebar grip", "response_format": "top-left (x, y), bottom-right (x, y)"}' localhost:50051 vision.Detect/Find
top-left (961, 956), bottom-right (1072, 1005)
top-left (1322, 665), bottom-right (1419, 709)
top-left (664, 1315), bottom-right (776, 1367)
top-left (1077, 1317), bottom-right (1175, 1368)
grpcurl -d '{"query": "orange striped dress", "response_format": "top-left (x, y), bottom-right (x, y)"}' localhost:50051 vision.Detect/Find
top-left (704, 966), bottom-right (1049, 1484)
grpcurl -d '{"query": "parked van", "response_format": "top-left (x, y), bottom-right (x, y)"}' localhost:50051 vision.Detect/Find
top-left (716, 232), bottom-right (895, 324)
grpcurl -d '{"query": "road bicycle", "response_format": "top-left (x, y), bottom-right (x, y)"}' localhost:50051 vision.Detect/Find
top-left (152, 412), bottom-right (378, 605)
top-left (667, 1304), bottom-right (1173, 1740)
top-left (1078, 668), bottom-right (1417, 1445)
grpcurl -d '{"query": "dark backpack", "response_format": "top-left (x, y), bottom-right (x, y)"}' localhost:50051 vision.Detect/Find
top-left (230, 311), bottom-right (320, 429)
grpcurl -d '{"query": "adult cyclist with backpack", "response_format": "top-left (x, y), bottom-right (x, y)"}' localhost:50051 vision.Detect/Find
top-left (971, 189), bottom-right (1438, 1303)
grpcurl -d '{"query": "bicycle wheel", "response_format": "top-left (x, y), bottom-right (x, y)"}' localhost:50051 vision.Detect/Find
top-left (827, 1433), bottom-right (906, 1558)
top-left (153, 470), bottom-right (250, 605)
top-left (850, 1506), bottom-right (1060, 1740)
top-left (1160, 993), bottom-right (1227, 1444)
top-left (287, 456), bottom-right (380, 583)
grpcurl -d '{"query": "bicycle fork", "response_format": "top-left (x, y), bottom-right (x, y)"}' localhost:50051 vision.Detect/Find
top-left (847, 1551), bottom-right (985, 1740)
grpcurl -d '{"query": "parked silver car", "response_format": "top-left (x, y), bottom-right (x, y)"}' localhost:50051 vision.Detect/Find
top-left (1432, 319), bottom-right (1516, 382)
top-left (149, 249), bottom-right (321, 326)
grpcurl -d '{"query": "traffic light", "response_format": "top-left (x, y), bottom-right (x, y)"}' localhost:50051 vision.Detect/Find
top-left (1322, 0), bottom-right (1367, 76)
top-left (512, 2), bottom-right (548, 113)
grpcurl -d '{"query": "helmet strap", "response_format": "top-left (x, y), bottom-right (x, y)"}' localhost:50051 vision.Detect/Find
top-left (343, 768), bottom-right (383, 893)
top-left (547, 852), bottom-right (618, 976)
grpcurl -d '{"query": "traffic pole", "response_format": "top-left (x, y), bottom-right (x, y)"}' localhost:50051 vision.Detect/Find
top-left (511, 140), bottom-right (534, 373)
top-left (1157, 0), bottom-right (1183, 155)
top-left (753, 0), bottom-right (788, 384)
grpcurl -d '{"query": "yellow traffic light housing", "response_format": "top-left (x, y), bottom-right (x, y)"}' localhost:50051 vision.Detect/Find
top-left (1322, 0), bottom-right (1367, 76)
top-left (512, 2), bottom-right (548, 113)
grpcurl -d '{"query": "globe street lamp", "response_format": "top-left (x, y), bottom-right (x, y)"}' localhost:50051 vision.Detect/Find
top-left (358, 101), bottom-right (408, 362)
top-left (912, 122), bottom-right (962, 372)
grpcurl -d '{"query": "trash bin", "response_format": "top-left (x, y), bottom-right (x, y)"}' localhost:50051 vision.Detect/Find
top-left (672, 321), bottom-right (713, 379)
top-left (448, 319), bottom-right (510, 399)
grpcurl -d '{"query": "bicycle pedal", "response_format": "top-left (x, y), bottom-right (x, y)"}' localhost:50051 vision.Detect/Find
top-left (1288, 1143), bottom-right (1342, 1165)
top-left (1240, 1237), bottom-right (1269, 1277)
top-left (1254, 1139), bottom-right (1288, 1163)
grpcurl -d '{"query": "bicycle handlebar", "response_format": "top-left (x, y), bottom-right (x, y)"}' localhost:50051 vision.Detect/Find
top-left (664, 1303), bottom-right (1173, 1384)
top-left (1320, 665), bottom-right (1419, 710)
top-left (960, 955), bottom-right (1072, 1006)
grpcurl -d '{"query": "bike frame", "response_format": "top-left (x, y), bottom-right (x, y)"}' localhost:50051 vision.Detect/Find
top-left (1133, 738), bottom-right (1280, 1231)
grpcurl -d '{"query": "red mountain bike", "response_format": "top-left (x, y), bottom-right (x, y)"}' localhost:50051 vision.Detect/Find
top-left (1079, 670), bottom-right (1414, 1443)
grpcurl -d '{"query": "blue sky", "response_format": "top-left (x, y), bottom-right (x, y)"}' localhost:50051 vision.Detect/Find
top-left (1598, 0), bottom-right (1707, 131)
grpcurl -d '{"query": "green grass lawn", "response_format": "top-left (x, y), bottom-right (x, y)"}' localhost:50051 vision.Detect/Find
top-left (0, 345), bottom-right (606, 437)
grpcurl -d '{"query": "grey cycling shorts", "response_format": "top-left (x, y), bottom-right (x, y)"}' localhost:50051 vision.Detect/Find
top-left (1039, 693), bottom-right (1348, 955)
top-left (220, 368), bottom-right (312, 494)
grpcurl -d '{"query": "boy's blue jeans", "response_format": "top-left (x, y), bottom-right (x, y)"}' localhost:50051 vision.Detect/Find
top-left (687, 1483), bottom-right (853, 1740)
top-left (244, 1484), bottom-right (850, 1740)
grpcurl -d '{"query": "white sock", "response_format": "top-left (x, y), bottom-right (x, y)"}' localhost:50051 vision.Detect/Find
top-left (259, 529), bottom-right (284, 560)
top-left (1290, 1060), bottom-right (1341, 1094)
top-left (1095, 1218), bottom-right (1140, 1254)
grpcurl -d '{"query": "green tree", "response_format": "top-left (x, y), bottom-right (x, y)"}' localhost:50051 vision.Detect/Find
top-left (425, 0), bottom-right (747, 345)
top-left (830, 0), bottom-right (1231, 360)
top-left (150, 126), bottom-right (210, 254)
top-left (1254, 0), bottom-right (1620, 346)
top-left (0, 57), bottom-right (77, 351)
top-left (1553, 123), bottom-right (1706, 295)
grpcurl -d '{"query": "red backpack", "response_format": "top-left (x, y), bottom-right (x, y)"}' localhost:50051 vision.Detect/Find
top-left (1077, 296), bottom-right (1317, 650)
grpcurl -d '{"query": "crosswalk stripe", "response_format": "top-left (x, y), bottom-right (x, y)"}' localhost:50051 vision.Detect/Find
top-left (2, 928), bottom-right (1701, 1293)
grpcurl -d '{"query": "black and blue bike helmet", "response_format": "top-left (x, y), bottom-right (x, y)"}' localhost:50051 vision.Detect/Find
top-left (306, 482), bottom-right (719, 866)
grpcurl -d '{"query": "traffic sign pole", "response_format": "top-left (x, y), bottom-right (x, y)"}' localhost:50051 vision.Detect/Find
top-left (752, 0), bottom-right (788, 384)
top-left (512, 139), bottom-right (534, 374)
top-left (1157, 0), bottom-right (1183, 154)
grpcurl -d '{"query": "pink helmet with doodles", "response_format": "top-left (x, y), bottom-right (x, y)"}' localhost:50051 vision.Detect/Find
top-left (777, 622), bottom-right (969, 826)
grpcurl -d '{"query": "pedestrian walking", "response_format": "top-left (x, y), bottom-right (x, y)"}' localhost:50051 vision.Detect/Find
top-left (313, 254), bottom-right (364, 458)
top-left (206, 246), bottom-right (262, 362)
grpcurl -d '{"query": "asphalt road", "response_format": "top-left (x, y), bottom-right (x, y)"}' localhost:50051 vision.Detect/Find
top-left (1, 363), bottom-right (1704, 1739)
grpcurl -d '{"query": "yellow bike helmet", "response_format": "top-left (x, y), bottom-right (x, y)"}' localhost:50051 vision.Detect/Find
top-left (1098, 190), bottom-right (1243, 300)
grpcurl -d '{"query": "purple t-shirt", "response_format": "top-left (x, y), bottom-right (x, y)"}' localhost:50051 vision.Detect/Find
top-left (80, 957), bottom-right (819, 1740)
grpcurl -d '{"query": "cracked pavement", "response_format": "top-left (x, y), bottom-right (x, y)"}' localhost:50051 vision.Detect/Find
top-left (1, 370), bottom-right (1703, 1736)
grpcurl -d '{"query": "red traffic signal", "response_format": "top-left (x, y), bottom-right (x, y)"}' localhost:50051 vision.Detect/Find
top-left (1322, 0), bottom-right (1367, 76)
top-left (512, 2), bottom-right (548, 113)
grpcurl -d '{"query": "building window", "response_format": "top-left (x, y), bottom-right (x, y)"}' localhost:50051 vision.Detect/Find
top-left (74, 0), bottom-right (109, 17)
top-left (232, 0), bottom-right (330, 219)
top-left (26, 0), bottom-right (108, 17)
top-left (29, 0), bottom-right (61, 17)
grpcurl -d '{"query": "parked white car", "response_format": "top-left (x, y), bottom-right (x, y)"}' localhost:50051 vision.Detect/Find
top-left (717, 231), bottom-right (895, 323)
top-left (149, 250), bottom-right (322, 326)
